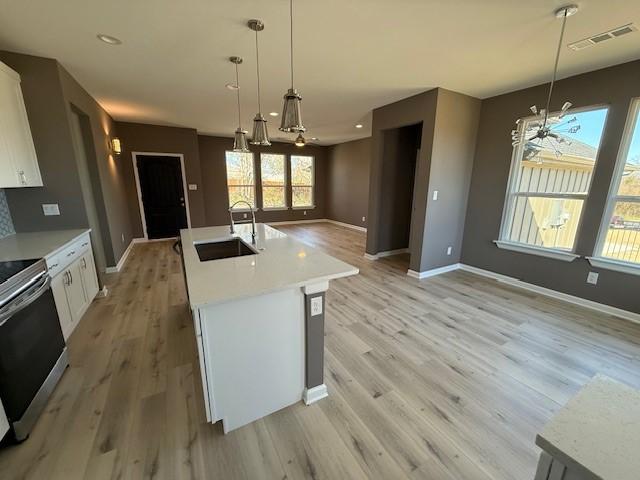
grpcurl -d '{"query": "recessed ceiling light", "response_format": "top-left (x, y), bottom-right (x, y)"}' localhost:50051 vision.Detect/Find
top-left (269, 112), bottom-right (279, 117)
top-left (226, 83), bottom-right (239, 90)
top-left (97, 34), bottom-right (122, 45)
top-left (355, 124), bottom-right (363, 129)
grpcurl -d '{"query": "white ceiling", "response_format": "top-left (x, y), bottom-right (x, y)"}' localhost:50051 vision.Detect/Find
top-left (1, 0), bottom-right (639, 145)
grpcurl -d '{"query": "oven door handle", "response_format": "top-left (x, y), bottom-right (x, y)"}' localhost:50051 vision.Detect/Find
top-left (0, 275), bottom-right (52, 327)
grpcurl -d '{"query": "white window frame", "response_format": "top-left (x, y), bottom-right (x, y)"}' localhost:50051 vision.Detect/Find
top-left (290, 154), bottom-right (315, 209)
top-left (260, 153), bottom-right (288, 211)
top-left (225, 150), bottom-right (256, 211)
top-left (589, 98), bottom-right (640, 276)
top-left (496, 105), bottom-right (609, 262)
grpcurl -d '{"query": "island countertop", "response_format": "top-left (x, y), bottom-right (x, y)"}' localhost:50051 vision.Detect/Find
top-left (180, 223), bottom-right (358, 308)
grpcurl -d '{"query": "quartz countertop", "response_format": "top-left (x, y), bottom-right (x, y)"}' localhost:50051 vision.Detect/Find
top-left (0, 229), bottom-right (90, 262)
top-left (180, 224), bottom-right (358, 308)
top-left (536, 374), bottom-right (640, 480)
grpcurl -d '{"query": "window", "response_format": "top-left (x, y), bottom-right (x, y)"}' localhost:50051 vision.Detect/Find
top-left (498, 107), bottom-right (608, 259)
top-left (291, 155), bottom-right (314, 208)
top-left (225, 151), bottom-right (255, 209)
top-left (593, 99), bottom-right (640, 271)
top-left (260, 153), bottom-right (287, 209)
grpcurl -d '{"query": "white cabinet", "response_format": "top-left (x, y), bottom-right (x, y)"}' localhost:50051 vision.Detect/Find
top-left (0, 61), bottom-right (42, 188)
top-left (47, 233), bottom-right (99, 340)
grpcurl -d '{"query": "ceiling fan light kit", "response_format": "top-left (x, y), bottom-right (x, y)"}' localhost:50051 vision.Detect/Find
top-left (511, 4), bottom-right (579, 156)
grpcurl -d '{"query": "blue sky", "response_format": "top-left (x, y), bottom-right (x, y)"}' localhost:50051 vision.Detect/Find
top-left (565, 108), bottom-right (640, 164)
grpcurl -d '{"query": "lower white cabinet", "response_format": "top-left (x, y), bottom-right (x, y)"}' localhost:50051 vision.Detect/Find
top-left (48, 235), bottom-right (99, 340)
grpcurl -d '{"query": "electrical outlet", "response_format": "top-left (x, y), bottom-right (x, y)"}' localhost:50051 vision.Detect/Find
top-left (188, 184), bottom-right (198, 191)
top-left (243, 213), bottom-right (248, 219)
top-left (362, 216), bottom-right (366, 222)
top-left (42, 204), bottom-right (60, 216)
top-left (310, 296), bottom-right (323, 316)
top-left (587, 271), bottom-right (599, 285)
top-left (303, 210), bottom-right (307, 216)
top-left (447, 246), bottom-right (452, 256)
top-left (432, 190), bottom-right (438, 201)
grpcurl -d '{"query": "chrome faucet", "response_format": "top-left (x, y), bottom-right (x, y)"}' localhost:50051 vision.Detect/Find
top-left (229, 200), bottom-right (256, 244)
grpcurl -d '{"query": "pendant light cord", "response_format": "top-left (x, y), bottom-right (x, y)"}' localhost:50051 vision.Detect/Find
top-left (543, 8), bottom-right (568, 130)
top-left (235, 62), bottom-right (242, 129)
top-left (255, 30), bottom-right (262, 114)
top-left (290, 0), bottom-right (294, 89)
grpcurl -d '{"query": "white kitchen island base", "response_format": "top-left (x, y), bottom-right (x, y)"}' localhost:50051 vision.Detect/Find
top-left (181, 224), bottom-right (357, 434)
top-left (196, 287), bottom-right (306, 433)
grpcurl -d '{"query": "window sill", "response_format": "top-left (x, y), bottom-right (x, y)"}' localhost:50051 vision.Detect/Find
top-left (262, 207), bottom-right (289, 211)
top-left (493, 240), bottom-right (580, 262)
top-left (292, 206), bottom-right (315, 210)
top-left (586, 256), bottom-right (640, 276)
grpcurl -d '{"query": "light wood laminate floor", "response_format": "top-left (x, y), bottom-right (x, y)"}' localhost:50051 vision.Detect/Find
top-left (1, 222), bottom-right (639, 480)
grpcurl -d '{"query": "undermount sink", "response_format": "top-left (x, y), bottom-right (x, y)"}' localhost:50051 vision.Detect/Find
top-left (195, 238), bottom-right (257, 262)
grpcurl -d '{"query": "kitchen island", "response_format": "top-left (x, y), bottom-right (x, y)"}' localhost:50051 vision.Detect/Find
top-left (180, 223), bottom-right (358, 433)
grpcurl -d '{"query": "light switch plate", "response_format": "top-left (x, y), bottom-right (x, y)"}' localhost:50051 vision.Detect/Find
top-left (447, 246), bottom-right (452, 255)
top-left (587, 271), bottom-right (599, 285)
top-left (42, 204), bottom-right (60, 216)
top-left (310, 296), bottom-right (323, 316)
top-left (188, 184), bottom-right (198, 191)
top-left (432, 190), bottom-right (438, 200)
top-left (362, 216), bottom-right (366, 222)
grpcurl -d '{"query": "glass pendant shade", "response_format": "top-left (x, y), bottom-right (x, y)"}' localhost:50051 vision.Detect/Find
top-left (294, 133), bottom-right (305, 147)
top-left (280, 88), bottom-right (305, 133)
top-left (233, 128), bottom-right (250, 152)
top-left (251, 114), bottom-right (271, 146)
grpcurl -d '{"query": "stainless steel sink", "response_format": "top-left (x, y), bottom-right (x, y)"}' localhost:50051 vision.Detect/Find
top-left (194, 238), bottom-right (257, 262)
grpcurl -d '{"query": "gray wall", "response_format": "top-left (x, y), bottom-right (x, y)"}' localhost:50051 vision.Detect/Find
top-left (462, 59), bottom-right (640, 313)
top-left (326, 138), bottom-right (371, 228)
top-left (367, 88), bottom-right (480, 272)
top-left (420, 89), bottom-right (480, 270)
top-left (115, 121), bottom-right (207, 238)
top-left (198, 135), bottom-right (328, 226)
top-left (0, 190), bottom-right (15, 239)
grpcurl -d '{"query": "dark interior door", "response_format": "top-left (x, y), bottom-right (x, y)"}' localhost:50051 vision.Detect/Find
top-left (137, 155), bottom-right (188, 239)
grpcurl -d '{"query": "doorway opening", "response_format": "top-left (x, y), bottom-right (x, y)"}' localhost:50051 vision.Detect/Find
top-left (132, 153), bottom-right (191, 240)
top-left (376, 123), bottom-right (422, 255)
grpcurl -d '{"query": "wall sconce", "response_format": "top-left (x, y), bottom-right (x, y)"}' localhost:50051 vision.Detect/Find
top-left (111, 137), bottom-right (122, 155)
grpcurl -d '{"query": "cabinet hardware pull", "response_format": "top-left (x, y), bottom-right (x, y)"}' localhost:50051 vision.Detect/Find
top-left (67, 250), bottom-right (76, 257)
top-left (82, 242), bottom-right (88, 247)
top-left (82, 258), bottom-right (87, 269)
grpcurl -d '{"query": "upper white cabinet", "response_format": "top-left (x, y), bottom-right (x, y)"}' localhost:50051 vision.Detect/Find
top-left (0, 61), bottom-right (42, 188)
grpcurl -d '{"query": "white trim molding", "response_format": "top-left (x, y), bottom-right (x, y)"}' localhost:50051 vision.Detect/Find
top-left (325, 219), bottom-right (367, 232)
top-left (303, 384), bottom-right (328, 405)
top-left (586, 256), bottom-right (640, 277)
top-left (267, 218), bottom-right (367, 232)
top-left (494, 240), bottom-right (580, 262)
top-left (105, 237), bottom-right (144, 273)
top-left (458, 264), bottom-right (640, 325)
top-left (365, 248), bottom-right (408, 260)
top-left (407, 263), bottom-right (461, 279)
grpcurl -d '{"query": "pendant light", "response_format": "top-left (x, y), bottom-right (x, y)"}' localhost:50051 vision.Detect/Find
top-left (249, 20), bottom-right (271, 146)
top-left (294, 133), bottom-right (306, 147)
top-left (230, 56), bottom-right (250, 152)
top-left (279, 0), bottom-right (305, 133)
top-left (511, 5), bottom-right (578, 150)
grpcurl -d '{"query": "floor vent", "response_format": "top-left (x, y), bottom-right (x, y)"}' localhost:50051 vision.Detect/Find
top-left (568, 23), bottom-right (637, 51)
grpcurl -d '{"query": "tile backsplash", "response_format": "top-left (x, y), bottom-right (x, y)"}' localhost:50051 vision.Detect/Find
top-left (0, 189), bottom-right (15, 239)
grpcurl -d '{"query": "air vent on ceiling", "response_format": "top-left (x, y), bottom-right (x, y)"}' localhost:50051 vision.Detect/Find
top-left (568, 23), bottom-right (637, 51)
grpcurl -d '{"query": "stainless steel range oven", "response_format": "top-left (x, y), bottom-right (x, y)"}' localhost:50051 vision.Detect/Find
top-left (0, 258), bottom-right (68, 442)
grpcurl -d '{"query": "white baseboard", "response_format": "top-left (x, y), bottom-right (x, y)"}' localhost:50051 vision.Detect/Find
top-left (303, 384), bottom-right (328, 405)
top-left (407, 263), bottom-right (461, 279)
top-left (365, 248), bottom-right (409, 260)
top-left (267, 218), bottom-right (367, 232)
top-left (96, 286), bottom-right (109, 298)
top-left (105, 237), bottom-right (143, 273)
top-left (324, 219), bottom-right (367, 232)
top-left (458, 264), bottom-right (640, 325)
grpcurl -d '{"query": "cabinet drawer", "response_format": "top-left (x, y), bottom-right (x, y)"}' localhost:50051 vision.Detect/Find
top-left (46, 233), bottom-right (91, 277)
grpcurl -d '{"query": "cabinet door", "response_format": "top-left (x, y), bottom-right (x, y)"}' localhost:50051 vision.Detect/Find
top-left (79, 249), bottom-right (99, 301)
top-left (51, 272), bottom-right (74, 340)
top-left (0, 63), bottom-right (42, 188)
top-left (65, 261), bottom-right (88, 327)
